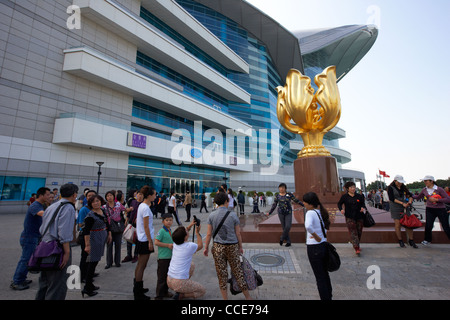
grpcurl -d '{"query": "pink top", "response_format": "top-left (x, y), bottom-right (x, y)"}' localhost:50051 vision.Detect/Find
top-left (412, 187), bottom-right (450, 209)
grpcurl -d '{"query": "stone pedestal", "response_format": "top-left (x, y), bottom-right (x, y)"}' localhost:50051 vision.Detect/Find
top-left (293, 156), bottom-right (342, 208)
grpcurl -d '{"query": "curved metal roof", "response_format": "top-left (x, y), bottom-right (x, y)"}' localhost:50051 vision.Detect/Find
top-left (294, 25), bottom-right (378, 81)
top-left (192, 0), bottom-right (304, 80)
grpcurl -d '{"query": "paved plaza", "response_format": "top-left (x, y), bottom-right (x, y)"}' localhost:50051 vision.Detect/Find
top-left (1, 205), bottom-right (449, 300)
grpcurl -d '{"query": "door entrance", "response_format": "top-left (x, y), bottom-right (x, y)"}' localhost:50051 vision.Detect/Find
top-left (169, 179), bottom-right (200, 200)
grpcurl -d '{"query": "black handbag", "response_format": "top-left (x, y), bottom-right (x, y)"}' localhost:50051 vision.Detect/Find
top-left (314, 210), bottom-right (341, 272)
top-left (363, 211), bottom-right (376, 228)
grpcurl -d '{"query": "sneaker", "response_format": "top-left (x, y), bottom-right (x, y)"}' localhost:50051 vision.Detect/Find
top-left (421, 240), bottom-right (431, 246)
top-left (10, 281), bottom-right (29, 291)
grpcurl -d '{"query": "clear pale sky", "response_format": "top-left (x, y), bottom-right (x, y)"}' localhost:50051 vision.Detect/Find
top-left (246, 0), bottom-right (450, 184)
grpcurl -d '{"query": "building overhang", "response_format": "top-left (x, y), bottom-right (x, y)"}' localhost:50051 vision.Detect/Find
top-left (63, 47), bottom-right (252, 133)
top-left (73, 0), bottom-right (251, 104)
top-left (193, 0), bottom-right (304, 80)
top-left (295, 24), bottom-right (378, 81)
top-left (53, 115), bottom-right (253, 172)
top-left (140, 0), bottom-right (249, 74)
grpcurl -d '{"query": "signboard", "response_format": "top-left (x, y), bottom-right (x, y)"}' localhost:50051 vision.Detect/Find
top-left (127, 132), bottom-right (147, 149)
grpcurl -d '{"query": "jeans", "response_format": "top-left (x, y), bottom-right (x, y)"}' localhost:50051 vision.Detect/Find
top-left (278, 212), bottom-right (292, 244)
top-left (307, 242), bottom-right (332, 300)
top-left (13, 233), bottom-right (39, 284)
top-left (424, 207), bottom-right (450, 242)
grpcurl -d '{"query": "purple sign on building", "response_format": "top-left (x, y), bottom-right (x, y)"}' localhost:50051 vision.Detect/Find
top-left (127, 132), bottom-right (147, 149)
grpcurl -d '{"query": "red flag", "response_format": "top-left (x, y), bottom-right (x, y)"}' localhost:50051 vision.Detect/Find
top-left (379, 170), bottom-right (386, 177)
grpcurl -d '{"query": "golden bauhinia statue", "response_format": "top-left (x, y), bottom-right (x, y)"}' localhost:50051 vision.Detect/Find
top-left (276, 66), bottom-right (341, 158)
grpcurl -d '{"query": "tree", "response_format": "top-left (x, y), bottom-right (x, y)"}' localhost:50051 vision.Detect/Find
top-left (366, 181), bottom-right (386, 191)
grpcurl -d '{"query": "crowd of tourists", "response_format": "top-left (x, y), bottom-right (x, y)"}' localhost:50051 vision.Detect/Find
top-left (9, 173), bottom-right (450, 300)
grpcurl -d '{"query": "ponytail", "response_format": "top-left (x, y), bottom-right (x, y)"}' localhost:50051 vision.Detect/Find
top-left (319, 202), bottom-right (331, 230)
top-left (303, 192), bottom-right (331, 230)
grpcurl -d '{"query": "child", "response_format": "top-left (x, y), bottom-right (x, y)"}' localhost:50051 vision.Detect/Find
top-left (167, 221), bottom-right (205, 300)
top-left (154, 213), bottom-right (174, 299)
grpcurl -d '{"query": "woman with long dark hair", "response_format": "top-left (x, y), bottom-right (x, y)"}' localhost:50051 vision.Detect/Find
top-left (303, 192), bottom-right (332, 300)
top-left (388, 175), bottom-right (416, 248)
top-left (337, 181), bottom-right (367, 255)
top-left (133, 186), bottom-right (157, 300)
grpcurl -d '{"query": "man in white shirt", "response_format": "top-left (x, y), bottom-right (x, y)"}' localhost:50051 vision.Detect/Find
top-left (382, 188), bottom-right (390, 211)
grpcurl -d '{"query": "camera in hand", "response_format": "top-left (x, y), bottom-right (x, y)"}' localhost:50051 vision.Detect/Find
top-left (193, 215), bottom-right (201, 227)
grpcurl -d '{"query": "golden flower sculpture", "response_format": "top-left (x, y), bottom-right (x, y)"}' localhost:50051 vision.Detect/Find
top-left (276, 66), bottom-right (341, 158)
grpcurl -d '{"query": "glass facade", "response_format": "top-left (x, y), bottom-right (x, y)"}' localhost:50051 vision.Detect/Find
top-left (139, 0), bottom-right (297, 165)
top-left (128, 156), bottom-right (229, 198)
top-left (128, 0), bottom-right (312, 194)
top-left (176, 0), bottom-right (297, 164)
top-left (0, 176), bottom-right (46, 201)
top-left (132, 100), bottom-right (228, 151)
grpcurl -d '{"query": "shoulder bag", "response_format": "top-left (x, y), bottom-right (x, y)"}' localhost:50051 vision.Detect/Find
top-left (213, 210), bottom-right (231, 240)
top-left (363, 210), bottom-right (376, 228)
top-left (28, 202), bottom-right (73, 272)
top-left (314, 210), bottom-right (341, 272)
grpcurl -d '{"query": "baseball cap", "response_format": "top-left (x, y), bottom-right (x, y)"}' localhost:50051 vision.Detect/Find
top-left (393, 175), bottom-right (406, 184)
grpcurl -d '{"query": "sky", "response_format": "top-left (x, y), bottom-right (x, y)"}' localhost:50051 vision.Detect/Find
top-left (246, 0), bottom-right (450, 185)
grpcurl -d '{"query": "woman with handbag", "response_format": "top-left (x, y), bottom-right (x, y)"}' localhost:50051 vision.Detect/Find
top-left (203, 192), bottom-right (252, 300)
top-left (337, 181), bottom-right (368, 255)
top-left (103, 190), bottom-right (131, 268)
top-left (82, 195), bottom-right (112, 297)
top-left (388, 175), bottom-right (417, 248)
top-left (412, 175), bottom-right (450, 245)
top-left (303, 192), bottom-right (333, 300)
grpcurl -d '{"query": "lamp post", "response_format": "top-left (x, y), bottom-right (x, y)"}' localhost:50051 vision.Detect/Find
top-left (96, 162), bottom-right (104, 194)
top-left (222, 171), bottom-right (228, 188)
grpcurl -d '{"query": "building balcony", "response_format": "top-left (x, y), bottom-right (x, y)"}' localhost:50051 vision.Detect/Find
top-left (53, 113), bottom-right (252, 172)
top-left (73, 0), bottom-right (250, 104)
top-left (62, 46), bottom-right (252, 133)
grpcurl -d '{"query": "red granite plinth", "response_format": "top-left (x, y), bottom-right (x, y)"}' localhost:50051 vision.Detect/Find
top-left (240, 155), bottom-right (448, 244)
top-left (293, 156), bottom-right (342, 206)
top-left (239, 207), bottom-right (449, 244)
